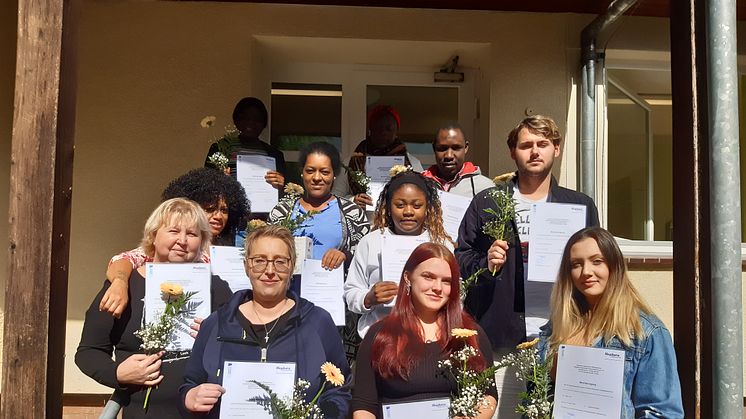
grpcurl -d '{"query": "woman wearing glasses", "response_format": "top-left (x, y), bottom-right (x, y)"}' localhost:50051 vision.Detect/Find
top-left (180, 225), bottom-right (352, 418)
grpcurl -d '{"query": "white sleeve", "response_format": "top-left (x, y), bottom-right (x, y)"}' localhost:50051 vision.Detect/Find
top-left (344, 235), bottom-right (373, 314)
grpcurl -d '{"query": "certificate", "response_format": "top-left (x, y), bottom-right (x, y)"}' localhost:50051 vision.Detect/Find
top-left (382, 398), bottom-right (450, 419)
top-left (144, 263), bottom-right (211, 351)
top-left (210, 246), bottom-right (250, 292)
top-left (527, 203), bottom-right (586, 282)
top-left (219, 361), bottom-right (296, 419)
top-left (300, 260), bottom-right (345, 326)
top-left (553, 345), bottom-right (625, 418)
top-left (381, 233), bottom-right (429, 307)
top-left (437, 190), bottom-right (472, 241)
top-left (365, 155), bottom-right (405, 211)
top-left (236, 154), bottom-right (278, 213)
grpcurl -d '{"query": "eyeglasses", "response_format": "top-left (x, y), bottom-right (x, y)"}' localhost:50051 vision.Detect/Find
top-left (246, 257), bottom-right (292, 273)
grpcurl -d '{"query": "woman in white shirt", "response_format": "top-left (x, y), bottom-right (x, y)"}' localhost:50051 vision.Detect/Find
top-left (344, 169), bottom-right (454, 338)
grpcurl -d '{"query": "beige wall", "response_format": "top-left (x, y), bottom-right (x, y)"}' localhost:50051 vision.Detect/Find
top-left (0, 0), bottom-right (733, 395)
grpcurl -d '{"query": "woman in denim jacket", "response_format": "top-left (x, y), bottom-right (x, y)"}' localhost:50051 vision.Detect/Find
top-left (537, 227), bottom-right (684, 418)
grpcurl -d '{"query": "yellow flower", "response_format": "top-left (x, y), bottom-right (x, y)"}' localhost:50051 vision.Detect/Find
top-left (200, 116), bottom-right (216, 128)
top-left (320, 362), bottom-right (345, 386)
top-left (451, 328), bottom-right (478, 339)
top-left (284, 182), bottom-right (304, 196)
top-left (160, 282), bottom-right (184, 297)
top-left (247, 219), bottom-right (267, 230)
top-left (516, 338), bottom-right (540, 350)
top-left (389, 165), bottom-right (410, 177)
top-left (493, 172), bottom-right (515, 184)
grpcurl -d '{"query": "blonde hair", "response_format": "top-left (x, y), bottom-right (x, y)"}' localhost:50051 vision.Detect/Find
top-left (244, 225), bottom-right (297, 271)
top-left (548, 227), bottom-right (652, 354)
top-left (506, 115), bottom-right (562, 149)
top-left (140, 198), bottom-right (211, 259)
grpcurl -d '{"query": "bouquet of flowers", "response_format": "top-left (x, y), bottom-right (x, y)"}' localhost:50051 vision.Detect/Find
top-left (201, 115), bottom-right (239, 171)
top-left (438, 329), bottom-right (497, 418)
top-left (342, 163), bottom-right (371, 195)
top-left (250, 362), bottom-right (346, 419)
top-left (246, 218), bottom-right (268, 233)
top-left (134, 283), bottom-right (198, 409)
top-left (269, 183), bottom-right (318, 233)
top-left (495, 338), bottom-right (553, 419)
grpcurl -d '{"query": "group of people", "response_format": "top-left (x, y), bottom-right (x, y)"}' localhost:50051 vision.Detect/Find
top-left (75, 97), bottom-right (684, 418)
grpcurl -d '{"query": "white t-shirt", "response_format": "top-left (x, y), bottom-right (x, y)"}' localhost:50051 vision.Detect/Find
top-left (512, 187), bottom-right (553, 338)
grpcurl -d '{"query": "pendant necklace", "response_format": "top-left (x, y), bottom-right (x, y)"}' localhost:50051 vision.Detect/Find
top-left (253, 299), bottom-right (285, 362)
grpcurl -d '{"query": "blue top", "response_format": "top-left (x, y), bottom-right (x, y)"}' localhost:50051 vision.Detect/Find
top-left (537, 311), bottom-right (684, 419)
top-left (293, 198), bottom-right (343, 259)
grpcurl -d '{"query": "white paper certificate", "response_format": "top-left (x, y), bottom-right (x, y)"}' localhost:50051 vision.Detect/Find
top-left (219, 361), bottom-right (296, 419)
top-left (527, 203), bottom-right (587, 282)
top-left (210, 246), bottom-right (250, 292)
top-left (300, 260), bottom-right (345, 326)
top-left (144, 263), bottom-right (211, 351)
top-left (553, 345), bottom-right (625, 418)
top-left (382, 398), bottom-right (451, 419)
top-left (365, 155), bottom-right (406, 211)
top-left (437, 190), bottom-right (472, 241)
top-left (236, 154), bottom-right (278, 213)
top-left (381, 234), bottom-right (429, 283)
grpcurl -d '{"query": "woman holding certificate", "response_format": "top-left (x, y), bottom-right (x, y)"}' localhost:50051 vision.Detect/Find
top-left (344, 169), bottom-right (454, 339)
top-left (99, 167), bottom-right (250, 318)
top-left (180, 225), bottom-right (352, 418)
top-left (268, 141), bottom-right (370, 362)
top-left (76, 198), bottom-right (233, 418)
top-left (537, 227), bottom-right (684, 418)
top-left (351, 243), bottom-right (497, 419)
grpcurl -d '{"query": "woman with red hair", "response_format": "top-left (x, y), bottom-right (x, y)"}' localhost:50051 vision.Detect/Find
top-left (351, 243), bottom-right (497, 419)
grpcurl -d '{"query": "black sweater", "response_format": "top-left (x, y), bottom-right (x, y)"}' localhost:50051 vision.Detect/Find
top-left (352, 322), bottom-right (497, 418)
top-left (75, 270), bottom-right (232, 418)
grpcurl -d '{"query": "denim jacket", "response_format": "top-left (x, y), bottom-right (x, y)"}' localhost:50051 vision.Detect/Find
top-left (537, 312), bottom-right (684, 418)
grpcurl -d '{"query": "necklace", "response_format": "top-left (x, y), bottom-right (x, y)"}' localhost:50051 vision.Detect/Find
top-left (252, 299), bottom-right (286, 362)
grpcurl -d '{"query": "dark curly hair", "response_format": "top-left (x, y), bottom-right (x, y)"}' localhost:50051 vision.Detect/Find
top-left (372, 170), bottom-right (453, 246)
top-left (298, 141), bottom-right (341, 176)
top-left (161, 168), bottom-right (250, 242)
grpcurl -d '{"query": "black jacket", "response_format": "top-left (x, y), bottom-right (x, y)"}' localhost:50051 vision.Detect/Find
top-left (455, 174), bottom-right (599, 349)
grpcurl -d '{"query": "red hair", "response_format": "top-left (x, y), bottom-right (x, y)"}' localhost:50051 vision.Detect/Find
top-left (370, 243), bottom-right (486, 379)
top-left (368, 105), bottom-right (401, 129)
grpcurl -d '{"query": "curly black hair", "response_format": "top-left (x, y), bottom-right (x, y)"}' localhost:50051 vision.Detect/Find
top-left (161, 168), bottom-right (250, 242)
top-left (372, 170), bottom-right (453, 246)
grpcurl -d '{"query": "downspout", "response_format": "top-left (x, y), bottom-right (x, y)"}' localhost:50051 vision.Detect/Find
top-left (579, 0), bottom-right (638, 202)
top-left (706, 0), bottom-right (743, 416)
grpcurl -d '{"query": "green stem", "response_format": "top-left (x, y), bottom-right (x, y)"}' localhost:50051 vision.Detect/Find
top-left (143, 386), bottom-right (153, 410)
top-left (309, 381), bottom-right (327, 406)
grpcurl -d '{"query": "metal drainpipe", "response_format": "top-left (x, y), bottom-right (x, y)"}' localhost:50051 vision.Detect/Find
top-left (707, 0), bottom-right (743, 416)
top-left (579, 0), bottom-right (638, 202)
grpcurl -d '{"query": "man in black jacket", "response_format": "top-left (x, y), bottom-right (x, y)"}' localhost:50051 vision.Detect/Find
top-left (456, 115), bottom-right (599, 349)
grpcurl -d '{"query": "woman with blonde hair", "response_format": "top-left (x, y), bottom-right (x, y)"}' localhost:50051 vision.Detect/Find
top-left (537, 227), bottom-right (683, 418)
top-left (76, 198), bottom-right (233, 418)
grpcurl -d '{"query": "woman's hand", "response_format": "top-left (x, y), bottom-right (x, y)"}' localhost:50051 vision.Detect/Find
top-left (116, 352), bottom-right (164, 386)
top-left (189, 317), bottom-right (203, 338)
top-left (487, 239), bottom-right (509, 273)
top-left (321, 249), bottom-right (346, 270)
top-left (265, 170), bottom-right (285, 190)
top-left (353, 193), bottom-right (373, 208)
top-left (363, 281), bottom-right (398, 308)
top-left (99, 278), bottom-right (129, 319)
top-left (185, 383), bottom-right (226, 413)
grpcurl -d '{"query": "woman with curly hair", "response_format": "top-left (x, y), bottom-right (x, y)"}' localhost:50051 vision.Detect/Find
top-left (344, 169), bottom-right (453, 338)
top-left (99, 168), bottom-right (250, 318)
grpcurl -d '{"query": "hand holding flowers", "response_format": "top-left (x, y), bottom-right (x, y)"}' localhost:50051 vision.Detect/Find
top-left (438, 329), bottom-right (497, 418)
